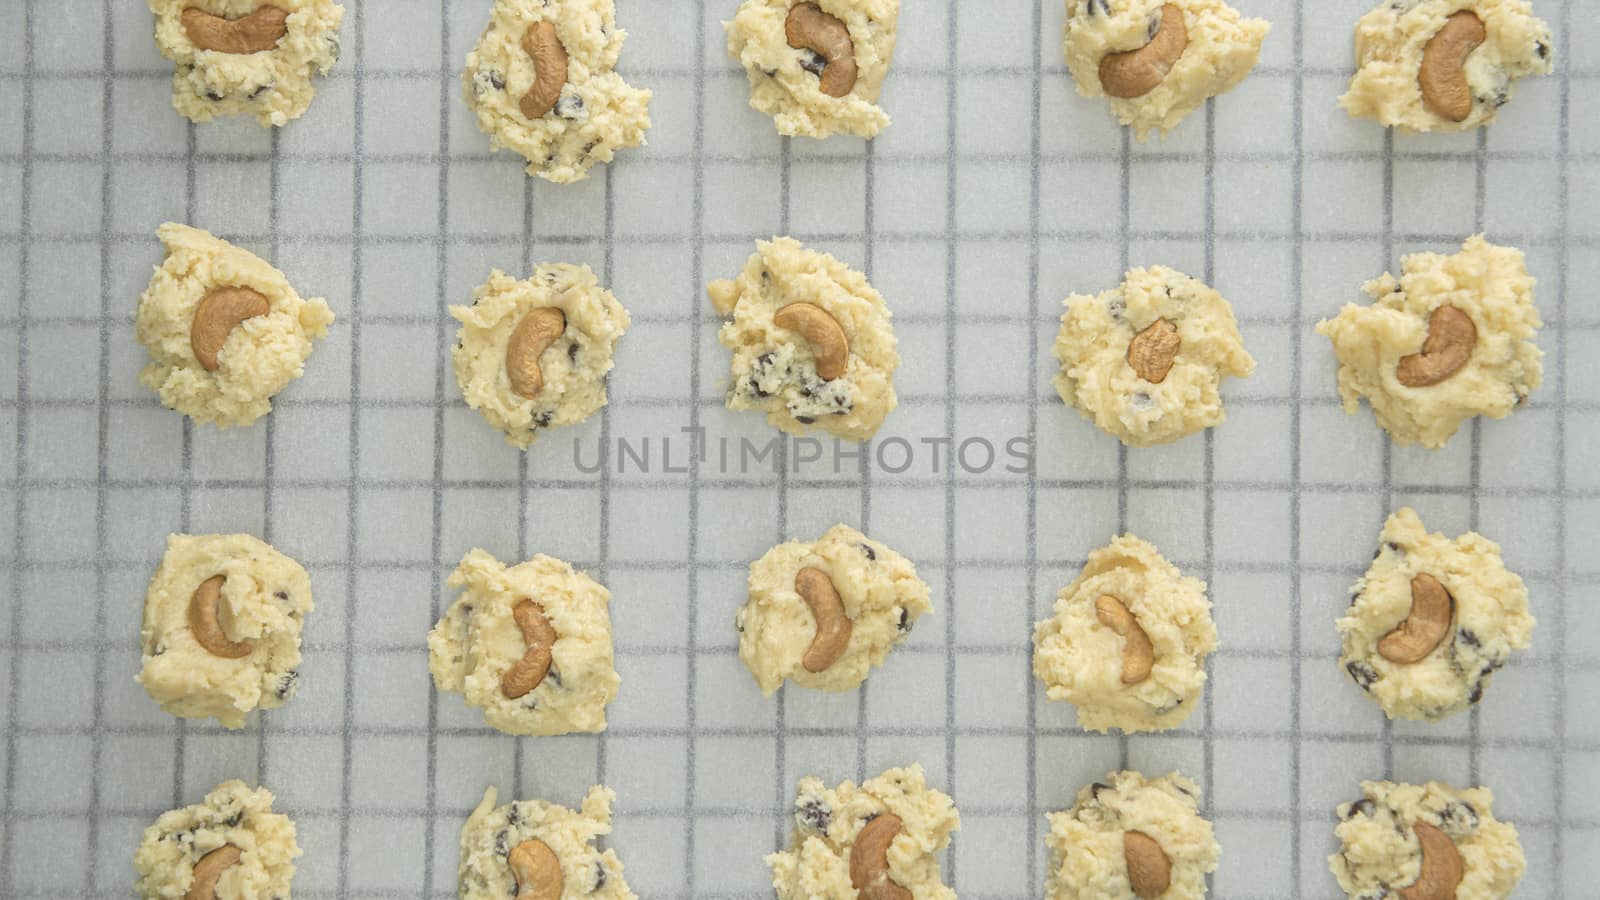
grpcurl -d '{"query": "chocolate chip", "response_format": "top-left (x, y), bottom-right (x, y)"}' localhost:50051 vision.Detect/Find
top-left (275, 670), bottom-right (299, 700)
top-left (1347, 660), bottom-right (1380, 691)
top-left (591, 865), bottom-right (607, 893)
top-left (1537, 40), bottom-right (1551, 59)
top-left (1086, 0), bottom-right (1111, 14)
top-left (534, 411), bottom-right (554, 428)
top-left (896, 607), bottom-right (911, 634)
top-left (796, 797), bottom-right (831, 833)
top-left (1441, 801), bottom-right (1479, 833)
top-left (1456, 628), bottom-right (1481, 649)
top-left (1346, 798), bottom-right (1377, 819)
top-left (547, 665), bottom-right (563, 688)
top-left (205, 90), bottom-right (226, 102)
top-left (495, 830), bottom-right (510, 857)
top-left (506, 805), bottom-right (521, 826)
top-left (568, 342), bottom-right (580, 362)
top-left (795, 416), bottom-right (816, 425)
top-left (248, 83), bottom-right (274, 100)
top-left (1089, 782), bottom-right (1112, 802)
top-left (490, 71), bottom-right (506, 90)
top-left (1468, 681), bottom-right (1486, 705)
top-left (859, 543), bottom-right (876, 561)
top-left (797, 48), bottom-right (827, 77)
top-left (556, 92), bottom-right (586, 119)
top-left (274, 591), bottom-right (289, 601)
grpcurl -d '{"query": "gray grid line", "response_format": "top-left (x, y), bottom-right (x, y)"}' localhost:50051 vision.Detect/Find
top-left (683, 3), bottom-right (709, 892)
top-left (1288, 1), bottom-right (1306, 892)
top-left (941, 0), bottom-right (960, 885)
top-left (1380, 116), bottom-right (1397, 781)
top-left (1024, 0), bottom-right (1045, 887)
top-left (1551, 2), bottom-right (1573, 892)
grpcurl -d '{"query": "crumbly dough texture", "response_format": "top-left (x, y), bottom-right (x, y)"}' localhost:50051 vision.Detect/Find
top-left (1033, 534), bottom-right (1216, 733)
top-left (452, 265), bottom-right (631, 450)
top-left (1330, 780), bottom-right (1526, 899)
top-left (737, 524), bottom-right (931, 696)
top-left (1317, 234), bottom-right (1543, 449)
top-left (137, 533), bottom-right (313, 729)
top-left (134, 780), bottom-right (301, 899)
top-left (1045, 770), bottom-right (1218, 900)
top-left (1340, 0), bottom-right (1554, 133)
top-left (1053, 265), bottom-right (1255, 447)
top-left (1337, 507), bottom-right (1534, 722)
top-left (710, 238), bottom-right (900, 441)
top-left (1064, 0), bottom-right (1270, 140)
top-left (726, 0), bottom-right (899, 139)
top-left (768, 765), bottom-right (960, 899)
top-left (458, 786), bottom-right (634, 899)
top-left (137, 223), bottom-right (334, 429)
top-left (428, 549), bottom-right (620, 736)
top-left (462, 0), bottom-right (651, 183)
top-left (148, 0), bottom-right (344, 127)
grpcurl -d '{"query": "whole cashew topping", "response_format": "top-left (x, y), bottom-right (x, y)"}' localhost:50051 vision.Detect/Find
top-left (1095, 594), bottom-right (1155, 685)
top-left (1127, 318), bottom-right (1181, 385)
top-left (1397, 822), bottom-right (1465, 900)
top-left (1123, 830), bottom-right (1173, 899)
top-left (502, 599), bottom-right (557, 700)
top-left (189, 575), bottom-right (253, 659)
top-left (773, 302), bottom-right (849, 381)
top-left (785, 3), bottom-right (858, 98)
top-left (520, 21), bottom-right (570, 120)
top-left (1377, 573), bottom-right (1455, 665)
top-left (849, 814), bottom-right (912, 900)
top-left (191, 287), bottom-right (270, 372)
top-left (1419, 12), bottom-right (1487, 123)
top-left (795, 566), bottom-right (853, 674)
top-left (1099, 5), bottom-right (1189, 99)
top-left (186, 844), bottom-right (242, 900)
top-left (181, 6), bottom-right (289, 54)
top-left (1396, 304), bottom-right (1477, 388)
top-left (508, 838), bottom-right (564, 900)
top-left (505, 308), bottom-right (568, 400)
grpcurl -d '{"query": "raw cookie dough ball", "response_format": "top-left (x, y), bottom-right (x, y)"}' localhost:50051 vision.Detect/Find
top-left (1045, 770), bottom-right (1218, 900)
top-left (458, 786), bottom-right (635, 899)
top-left (452, 265), bottom-right (631, 450)
top-left (147, 0), bottom-right (344, 127)
top-left (136, 223), bottom-right (334, 429)
top-left (737, 524), bottom-right (931, 696)
top-left (1317, 234), bottom-right (1542, 449)
top-left (1053, 266), bottom-right (1255, 448)
top-left (1340, 0), bottom-right (1554, 133)
top-left (768, 764), bottom-right (960, 900)
top-left (725, 0), bottom-right (900, 139)
top-left (137, 533), bottom-right (313, 729)
top-left (1064, 0), bottom-right (1270, 140)
top-left (1330, 781), bottom-right (1526, 899)
top-left (1337, 507), bottom-right (1533, 722)
top-left (462, 0), bottom-right (652, 183)
top-left (134, 780), bottom-right (301, 899)
top-left (709, 238), bottom-right (900, 441)
top-left (1032, 534), bottom-right (1216, 733)
top-left (428, 549), bottom-right (621, 736)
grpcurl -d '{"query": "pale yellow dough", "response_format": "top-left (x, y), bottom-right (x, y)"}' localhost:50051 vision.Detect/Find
top-left (458, 786), bottom-right (635, 899)
top-left (1317, 234), bottom-right (1543, 449)
top-left (1064, 0), bottom-right (1270, 140)
top-left (1340, 0), bottom-right (1554, 133)
top-left (134, 780), bottom-right (301, 900)
top-left (1331, 781), bottom-right (1526, 899)
top-left (1032, 534), bottom-right (1216, 733)
top-left (137, 533), bottom-right (313, 729)
top-left (428, 549), bottom-right (620, 736)
top-left (768, 765), bottom-right (959, 900)
top-left (1046, 770), bottom-right (1218, 900)
top-left (462, 0), bottom-right (651, 183)
top-left (451, 265), bottom-right (631, 450)
top-left (148, 0), bottom-right (344, 127)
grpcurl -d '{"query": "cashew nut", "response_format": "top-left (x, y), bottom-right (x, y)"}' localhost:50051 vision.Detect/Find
top-left (1377, 573), bottom-right (1455, 665)
top-left (191, 287), bottom-right (270, 372)
top-left (520, 21), bottom-right (569, 120)
top-left (1123, 830), bottom-right (1172, 899)
top-left (508, 838), bottom-right (564, 900)
top-left (773, 302), bottom-right (849, 381)
top-left (186, 844), bottom-right (242, 900)
top-left (1419, 12), bottom-right (1487, 123)
top-left (502, 599), bottom-right (557, 700)
top-left (181, 6), bottom-right (289, 54)
top-left (849, 814), bottom-right (912, 900)
top-left (1397, 822), bottom-right (1465, 900)
top-left (795, 567), bottom-right (853, 674)
top-left (188, 576), bottom-right (253, 660)
top-left (1396, 304), bottom-right (1477, 388)
top-left (1095, 594), bottom-right (1155, 685)
top-left (505, 308), bottom-right (567, 400)
top-left (1127, 318), bottom-right (1181, 385)
top-left (1099, 5), bottom-right (1189, 99)
top-left (785, 3), bottom-right (858, 98)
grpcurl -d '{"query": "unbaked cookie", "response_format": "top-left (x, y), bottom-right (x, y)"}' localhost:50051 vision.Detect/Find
top-left (1340, 0), bottom-right (1554, 133)
top-left (769, 764), bottom-right (959, 900)
top-left (1046, 770), bottom-right (1218, 900)
top-left (1331, 780), bottom-right (1525, 899)
top-left (462, 0), bottom-right (651, 183)
top-left (452, 265), bottom-right (631, 450)
top-left (458, 785), bottom-right (634, 899)
top-left (709, 238), bottom-right (900, 441)
top-left (737, 524), bottom-right (931, 696)
top-left (1053, 265), bottom-right (1255, 448)
top-left (137, 533), bottom-right (313, 729)
top-left (726, 0), bottom-right (899, 139)
top-left (428, 549), bottom-right (620, 736)
top-left (1032, 534), bottom-right (1216, 733)
top-left (1337, 507), bottom-right (1533, 722)
top-left (134, 780), bottom-right (301, 899)
top-left (1317, 234), bottom-right (1543, 449)
top-left (1064, 0), bottom-right (1270, 140)
top-left (147, 0), bottom-right (344, 127)
top-left (137, 223), bottom-right (334, 429)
